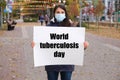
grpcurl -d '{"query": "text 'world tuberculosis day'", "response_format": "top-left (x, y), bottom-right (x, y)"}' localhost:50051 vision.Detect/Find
top-left (33, 26), bottom-right (85, 67)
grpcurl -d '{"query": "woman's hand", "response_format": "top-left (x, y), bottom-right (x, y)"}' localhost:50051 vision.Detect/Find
top-left (84, 41), bottom-right (89, 50)
top-left (31, 41), bottom-right (35, 48)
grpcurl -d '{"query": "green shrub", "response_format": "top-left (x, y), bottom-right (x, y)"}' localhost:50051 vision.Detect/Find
top-left (82, 22), bottom-right (89, 28)
top-left (23, 17), bottom-right (38, 22)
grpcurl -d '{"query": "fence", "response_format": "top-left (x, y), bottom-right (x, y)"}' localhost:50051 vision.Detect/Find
top-left (87, 22), bottom-right (120, 28)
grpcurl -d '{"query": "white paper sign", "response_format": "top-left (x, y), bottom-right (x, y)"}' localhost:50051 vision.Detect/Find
top-left (33, 26), bottom-right (85, 67)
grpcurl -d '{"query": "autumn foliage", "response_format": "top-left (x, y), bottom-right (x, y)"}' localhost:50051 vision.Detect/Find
top-left (93, 0), bottom-right (105, 16)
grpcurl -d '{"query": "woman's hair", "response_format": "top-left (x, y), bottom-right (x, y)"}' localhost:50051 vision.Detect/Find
top-left (53, 4), bottom-right (71, 26)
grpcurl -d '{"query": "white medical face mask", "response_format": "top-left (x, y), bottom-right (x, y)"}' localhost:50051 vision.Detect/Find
top-left (55, 13), bottom-right (66, 22)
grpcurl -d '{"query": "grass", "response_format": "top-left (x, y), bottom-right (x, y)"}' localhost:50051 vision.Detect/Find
top-left (0, 24), bottom-right (7, 36)
top-left (86, 24), bottom-right (120, 40)
top-left (0, 24), bottom-right (7, 30)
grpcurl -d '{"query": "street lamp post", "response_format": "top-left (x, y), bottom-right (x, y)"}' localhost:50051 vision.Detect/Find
top-left (115, 0), bottom-right (119, 28)
top-left (0, 7), bottom-right (2, 28)
top-left (79, 0), bottom-right (82, 27)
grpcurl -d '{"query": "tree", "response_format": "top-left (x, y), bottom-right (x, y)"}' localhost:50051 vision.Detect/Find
top-left (93, 0), bottom-right (105, 17)
top-left (66, 0), bottom-right (79, 20)
top-left (0, 0), bottom-right (6, 7)
top-left (92, 0), bottom-right (105, 28)
top-left (0, 0), bottom-right (6, 28)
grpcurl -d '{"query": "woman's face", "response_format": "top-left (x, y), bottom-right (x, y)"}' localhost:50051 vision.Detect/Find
top-left (55, 7), bottom-right (65, 14)
top-left (54, 7), bottom-right (66, 22)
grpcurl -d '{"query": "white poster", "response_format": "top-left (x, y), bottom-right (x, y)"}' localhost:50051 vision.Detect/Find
top-left (33, 26), bottom-right (85, 67)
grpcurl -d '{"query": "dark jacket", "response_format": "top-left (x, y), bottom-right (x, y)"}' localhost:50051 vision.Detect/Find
top-left (45, 19), bottom-right (75, 71)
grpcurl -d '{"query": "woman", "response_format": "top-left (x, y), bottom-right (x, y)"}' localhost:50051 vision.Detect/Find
top-left (32, 4), bottom-right (89, 80)
top-left (45, 5), bottom-right (89, 80)
top-left (44, 14), bottom-right (49, 25)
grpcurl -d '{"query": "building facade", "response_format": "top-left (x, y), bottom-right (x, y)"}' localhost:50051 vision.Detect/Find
top-left (102, 0), bottom-right (115, 22)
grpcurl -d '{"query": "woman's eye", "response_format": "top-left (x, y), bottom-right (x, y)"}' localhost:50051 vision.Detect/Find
top-left (61, 12), bottom-right (65, 14)
top-left (56, 11), bottom-right (65, 14)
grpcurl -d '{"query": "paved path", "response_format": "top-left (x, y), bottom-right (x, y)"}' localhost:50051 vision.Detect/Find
top-left (0, 24), bottom-right (120, 80)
